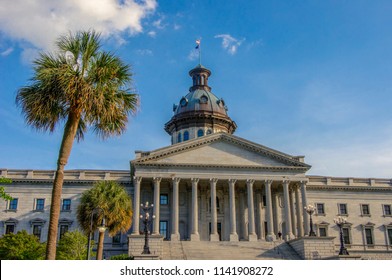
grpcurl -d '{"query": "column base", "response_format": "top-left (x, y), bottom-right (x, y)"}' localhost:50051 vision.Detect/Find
top-left (284, 233), bottom-right (295, 241)
top-left (248, 234), bottom-right (258, 242)
top-left (171, 233), bottom-right (180, 241)
top-left (229, 233), bottom-right (239, 242)
top-left (266, 234), bottom-right (276, 242)
top-left (209, 233), bottom-right (220, 241)
top-left (190, 233), bottom-right (200, 241)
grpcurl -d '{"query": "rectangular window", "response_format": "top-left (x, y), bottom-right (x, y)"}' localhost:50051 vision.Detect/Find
top-left (59, 225), bottom-right (69, 239)
top-left (342, 228), bottom-right (351, 244)
top-left (160, 221), bottom-right (168, 240)
top-left (62, 199), bottom-right (71, 211)
top-left (319, 227), bottom-right (327, 237)
top-left (361, 204), bottom-right (370, 216)
top-left (316, 203), bottom-right (325, 215)
top-left (5, 224), bottom-right (15, 234)
top-left (384, 204), bottom-right (392, 216)
top-left (8, 198), bottom-right (18, 210)
top-left (388, 229), bottom-right (392, 246)
top-left (365, 228), bottom-right (374, 245)
top-left (338, 203), bottom-right (348, 215)
top-left (35, 198), bottom-right (45, 211)
top-left (33, 225), bottom-right (42, 240)
top-left (262, 195), bottom-right (267, 207)
top-left (112, 233), bottom-right (121, 245)
top-left (160, 194), bottom-right (169, 205)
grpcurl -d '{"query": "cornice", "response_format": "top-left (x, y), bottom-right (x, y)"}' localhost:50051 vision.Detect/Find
top-left (133, 162), bottom-right (309, 172)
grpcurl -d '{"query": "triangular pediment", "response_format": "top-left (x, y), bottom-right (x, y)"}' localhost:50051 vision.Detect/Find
top-left (132, 133), bottom-right (311, 171)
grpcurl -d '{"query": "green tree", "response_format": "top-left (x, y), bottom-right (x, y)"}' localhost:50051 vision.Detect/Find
top-left (0, 230), bottom-right (45, 260)
top-left (77, 181), bottom-right (133, 260)
top-left (16, 30), bottom-right (138, 260)
top-left (56, 230), bottom-right (93, 260)
top-left (0, 177), bottom-right (13, 201)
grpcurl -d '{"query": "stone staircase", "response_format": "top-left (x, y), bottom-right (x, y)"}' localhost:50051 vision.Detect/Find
top-left (161, 240), bottom-right (301, 260)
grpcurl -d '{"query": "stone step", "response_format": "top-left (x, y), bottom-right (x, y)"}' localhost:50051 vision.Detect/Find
top-left (161, 240), bottom-right (301, 260)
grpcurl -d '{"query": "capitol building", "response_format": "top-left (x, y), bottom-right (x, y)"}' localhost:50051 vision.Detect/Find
top-left (1, 64), bottom-right (391, 260)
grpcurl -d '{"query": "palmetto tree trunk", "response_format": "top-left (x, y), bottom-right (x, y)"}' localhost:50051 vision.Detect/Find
top-left (46, 112), bottom-right (80, 260)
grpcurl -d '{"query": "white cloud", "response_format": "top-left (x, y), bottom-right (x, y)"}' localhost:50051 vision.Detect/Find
top-left (136, 49), bottom-right (153, 56)
top-left (0, 0), bottom-right (157, 52)
top-left (215, 34), bottom-right (245, 55)
top-left (1, 47), bottom-right (13, 56)
top-left (148, 31), bottom-right (157, 37)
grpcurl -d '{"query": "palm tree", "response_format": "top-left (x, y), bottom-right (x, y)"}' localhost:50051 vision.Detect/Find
top-left (16, 30), bottom-right (138, 259)
top-left (77, 181), bottom-right (133, 260)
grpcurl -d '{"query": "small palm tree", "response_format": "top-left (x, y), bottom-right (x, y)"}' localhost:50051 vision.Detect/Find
top-left (77, 181), bottom-right (133, 260)
top-left (16, 30), bottom-right (138, 259)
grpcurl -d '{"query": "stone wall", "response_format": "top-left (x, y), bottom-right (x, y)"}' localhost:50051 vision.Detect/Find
top-left (128, 234), bottom-right (163, 259)
top-left (288, 237), bottom-right (336, 260)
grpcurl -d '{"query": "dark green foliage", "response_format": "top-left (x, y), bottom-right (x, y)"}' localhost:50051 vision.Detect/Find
top-left (56, 230), bottom-right (94, 260)
top-left (109, 254), bottom-right (134, 260)
top-left (0, 230), bottom-right (45, 260)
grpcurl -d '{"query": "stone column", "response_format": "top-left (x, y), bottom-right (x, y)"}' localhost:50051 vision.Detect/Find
top-left (273, 193), bottom-right (279, 236)
top-left (295, 185), bottom-right (304, 237)
top-left (153, 177), bottom-right (161, 235)
top-left (247, 179), bottom-right (257, 241)
top-left (289, 188), bottom-right (296, 236)
top-left (171, 177), bottom-right (181, 241)
top-left (191, 178), bottom-right (200, 241)
top-left (256, 190), bottom-right (264, 240)
top-left (265, 180), bottom-right (275, 241)
top-left (132, 176), bottom-right (142, 235)
top-left (283, 180), bottom-right (294, 240)
top-left (210, 178), bottom-right (219, 241)
top-left (300, 181), bottom-right (310, 235)
top-left (228, 179), bottom-right (238, 241)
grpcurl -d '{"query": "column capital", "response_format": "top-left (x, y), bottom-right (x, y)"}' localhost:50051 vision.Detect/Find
top-left (133, 176), bottom-right (142, 183)
top-left (210, 178), bottom-right (218, 184)
top-left (172, 177), bottom-right (181, 183)
top-left (153, 177), bottom-right (162, 183)
top-left (264, 179), bottom-right (273, 186)
top-left (246, 179), bottom-right (255, 186)
top-left (282, 180), bottom-right (290, 186)
top-left (228, 178), bottom-right (237, 184)
top-left (300, 181), bottom-right (307, 188)
top-left (191, 178), bottom-right (200, 184)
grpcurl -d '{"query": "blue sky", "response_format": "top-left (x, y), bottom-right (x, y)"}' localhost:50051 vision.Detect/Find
top-left (0, 0), bottom-right (392, 178)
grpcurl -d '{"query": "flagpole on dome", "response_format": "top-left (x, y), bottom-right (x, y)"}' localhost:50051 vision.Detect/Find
top-left (195, 38), bottom-right (201, 65)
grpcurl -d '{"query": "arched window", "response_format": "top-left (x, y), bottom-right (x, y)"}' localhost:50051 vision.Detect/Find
top-left (197, 129), bottom-right (204, 137)
top-left (183, 131), bottom-right (189, 141)
top-left (206, 129), bottom-right (212, 135)
top-left (177, 132), bottom-right (182, 143)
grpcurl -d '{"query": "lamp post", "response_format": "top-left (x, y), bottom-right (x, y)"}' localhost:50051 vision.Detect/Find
top-left (140, 201), bottom-right (155, 254)
top-left (334, 216), bottom-right (349, 255)
top-left (86, 207), bottom-right (106, 260)
top-left (304, 204), bottom-right (316, 236)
